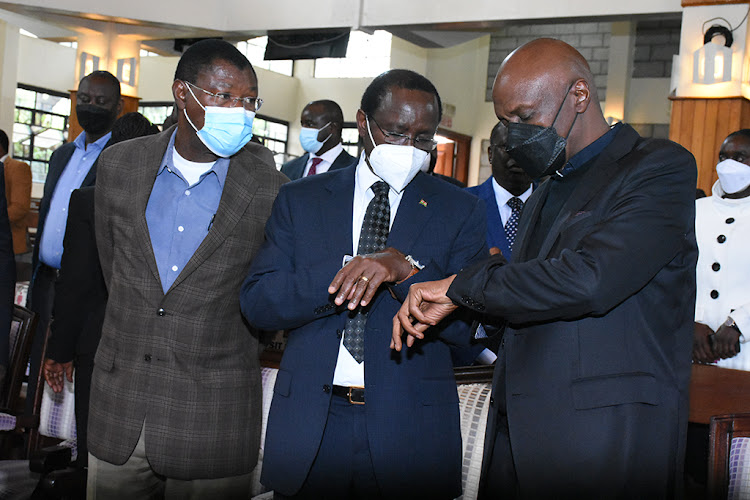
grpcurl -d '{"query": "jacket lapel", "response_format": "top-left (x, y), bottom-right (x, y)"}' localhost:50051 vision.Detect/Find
top-left (387, 173), bottom-right (436, 255)
top-left (166, 147), bottom-right (261, 293)
top-left (133, 132), bottom-right (173, 289)
top-left (536, 125), bottom-right (641, 258)
top-left (513, 179), bottom-right (550, 263)
top-left (322, 166), bottom-right (356, 256)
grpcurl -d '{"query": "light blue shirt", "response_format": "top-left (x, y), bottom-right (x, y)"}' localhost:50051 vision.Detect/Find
top-left (39, 131), bottom-right (111, 269)
top-left (145, 132), bottom-right (229, 293)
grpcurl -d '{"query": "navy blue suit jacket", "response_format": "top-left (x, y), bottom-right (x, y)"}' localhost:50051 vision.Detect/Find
top-left (241, 167), bottom-right (487, 497)
top-left (466, 177), bottom-right (514, 260)
top-left (280, 148), bottom-right (357, 181)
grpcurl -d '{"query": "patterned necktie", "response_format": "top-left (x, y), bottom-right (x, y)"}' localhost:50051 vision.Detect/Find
top-left (505, 197), bottom-right (524, 250)
top-left (342, 181), bottom-right (390, 363)
top-left (306, 157), bottom-right (323, 176)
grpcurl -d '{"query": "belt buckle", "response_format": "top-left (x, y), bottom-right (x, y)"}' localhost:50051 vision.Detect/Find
top-left (348, 386), bottom-right (365, 405)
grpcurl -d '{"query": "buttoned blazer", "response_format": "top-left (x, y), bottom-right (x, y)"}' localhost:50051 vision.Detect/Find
top-left (241, 167), bottom-right (487, 497)
top-left (3, 157), bottom-right (31, 254)
top-left (466, 176), bottom-right (514, 260)
top-left (31, 142), bottom-right (100, 280)
top-left (280, 148), bottom-right (357, 181)
top-left (90, 128), bottom-right (286, 479)
top-left (449, 125), bottom-right (698, 497)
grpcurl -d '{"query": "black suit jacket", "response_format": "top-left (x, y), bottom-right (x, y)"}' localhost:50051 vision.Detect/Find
top-left (0, 167), bottom-right (16, 375)
top-left (48, 186), bottom-right (105, 362)
top-left (31, 142), bottom-right (99, 281)
top-left (280, 148), bottom-right (357, 180)
top-left (448, 125), bottom-right (698, 498)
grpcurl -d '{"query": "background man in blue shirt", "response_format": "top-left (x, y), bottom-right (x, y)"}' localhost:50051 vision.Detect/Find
top-left (27, 70), bottom-right (122, 412)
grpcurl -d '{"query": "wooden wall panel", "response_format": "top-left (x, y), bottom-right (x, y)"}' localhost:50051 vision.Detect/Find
top-left (669, 97), bottom-right (750, 194)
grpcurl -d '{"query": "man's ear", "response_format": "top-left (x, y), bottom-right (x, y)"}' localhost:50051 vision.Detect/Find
top-left (173, 80), bottom-right (188, 111)
top-left (115, 97), bottom-right (124, 116)
top-left (572, 79), bottom-right (591, 114)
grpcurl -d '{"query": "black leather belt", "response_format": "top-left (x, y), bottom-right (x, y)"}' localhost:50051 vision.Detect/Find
top-left (39, 263), bottom-right (60, 280)
top-left (332, 385), bottom-right (365, 405)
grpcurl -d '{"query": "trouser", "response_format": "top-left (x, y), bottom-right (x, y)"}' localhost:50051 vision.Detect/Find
top-left (26, 264), bottom-right (56, 415)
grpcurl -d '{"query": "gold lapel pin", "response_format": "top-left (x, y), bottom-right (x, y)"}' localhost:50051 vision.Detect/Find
top-left (419, 199), bottom-right (428, 207)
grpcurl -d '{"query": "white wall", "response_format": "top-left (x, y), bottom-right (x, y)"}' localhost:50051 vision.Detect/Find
top-left (16, 35), bottom-right (75, 93)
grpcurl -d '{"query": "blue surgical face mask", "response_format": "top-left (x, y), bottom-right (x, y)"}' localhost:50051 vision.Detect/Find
top-left (299, 122), bottom-right (331, 154)
top-left (183, 84), bottom-right (255, 158)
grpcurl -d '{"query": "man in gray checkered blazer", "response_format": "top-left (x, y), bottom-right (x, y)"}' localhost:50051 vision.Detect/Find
top-left (87, 40), bottom-right (286, 498)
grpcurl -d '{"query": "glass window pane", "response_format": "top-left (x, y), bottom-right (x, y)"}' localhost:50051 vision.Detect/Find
top-left (314, 30), bottom-right (391, 79)
top-left (37, 93), bottom-right (70, 115)
top-left (31, 161), bottom-right (48, 183)
top-left (236, 37), bottom-right (293, 77)
top-left (15, 88), bottom-right (35, 108)
top-left (15, 109), bottom-right (32, 125)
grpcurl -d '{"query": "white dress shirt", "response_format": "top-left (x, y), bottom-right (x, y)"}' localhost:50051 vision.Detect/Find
top-left (332, 153), bottom-right (404, 387)
top-left (302, 143), bottom-right (344, 177)
top-left (695, 180), bottom-right (750, 371)
top-left (491, 178), bottom-right (532, 225)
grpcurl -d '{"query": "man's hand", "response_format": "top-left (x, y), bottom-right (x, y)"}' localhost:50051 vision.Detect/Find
top-left (713, 321), bottom-right (741, 360)
top-left (328, 248), bottom-right (413, 310)
top-left (43, 359), bottom-right (73, 394)
top-left (489, 247), bottom-right (502, 256)
top-left (391, 275), bottom-right (458, 351)
top-left (693, 322), bottom-right (716, 364)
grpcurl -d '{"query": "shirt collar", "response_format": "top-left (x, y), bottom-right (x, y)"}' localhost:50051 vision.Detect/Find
top-left (554, 122), bottom-right (622, 179)
top-left (355, 152), bottom-right (387, 195)
top-left (157, 130), bottom-right (230, 189)
top-left (73, 131), bottom-right (112, 152)
top-left (312, 142), bottom-right (344, 164)
top-left (0, 154), bottom-right (7, 163)
top-left (491, 177), bottom-right (532, 206)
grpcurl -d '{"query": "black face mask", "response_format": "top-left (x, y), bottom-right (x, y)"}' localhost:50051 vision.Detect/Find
top-left (505, 83), bottom-right (578, 179)
top-left (76, 104), bottom-right (117, 136)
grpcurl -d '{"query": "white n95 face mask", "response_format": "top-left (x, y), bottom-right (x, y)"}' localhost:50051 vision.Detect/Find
top-left (717, 158), bottom-right (750, 194)
top-left (365, 116), bottom-right (429, 193)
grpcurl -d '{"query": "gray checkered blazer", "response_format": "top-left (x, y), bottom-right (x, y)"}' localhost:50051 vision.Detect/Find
top-left (89, 128), bottom-right (286, 479)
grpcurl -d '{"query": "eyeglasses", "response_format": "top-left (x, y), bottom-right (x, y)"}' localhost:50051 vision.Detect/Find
top-left (368, 115), bottom-right (437, 151)
top-left (183, 81), bottom-right (263, 112)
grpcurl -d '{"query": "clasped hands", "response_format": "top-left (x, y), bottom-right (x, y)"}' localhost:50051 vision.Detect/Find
top-left (693, 321), bottom-right (741, 364)
top-left (43, 358), bottom-right (74, 394)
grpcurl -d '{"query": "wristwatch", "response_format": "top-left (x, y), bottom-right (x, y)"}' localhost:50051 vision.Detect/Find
top-left (404, 254), bottom-right (424, 270)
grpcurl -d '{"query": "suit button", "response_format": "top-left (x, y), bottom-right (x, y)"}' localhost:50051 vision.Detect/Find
top-left (726, 218), bottom-right (735, 224)
top-left (717, 235), bottom-right (727, 243)
top-left (711, 290), bottom-right (719, 299)
top-left (157, 308), bottom-right (165, 316)
top-left (144, 354), bottom-right (152, 362)
top-left (323, 384), bottom-right (331, 393)
top-left (336, 329), bottom-right (342, 339)
top-left (712, 262), bottom-right (721, 272)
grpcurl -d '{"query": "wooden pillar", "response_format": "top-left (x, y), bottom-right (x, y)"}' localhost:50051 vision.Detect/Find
top-left (67, 91), bottom-right (141, 140)
top-left (669, 96), bottom-right (750, 194)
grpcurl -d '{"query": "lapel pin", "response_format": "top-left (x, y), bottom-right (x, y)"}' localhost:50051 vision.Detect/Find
top-left (419, 199), bottom-right (428, 207)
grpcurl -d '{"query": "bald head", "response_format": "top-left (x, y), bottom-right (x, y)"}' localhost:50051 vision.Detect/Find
top-left (493, 38), bottom-right (608, 159)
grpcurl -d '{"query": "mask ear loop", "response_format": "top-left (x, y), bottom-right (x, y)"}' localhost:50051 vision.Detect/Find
top-left (182, 81), bottom-right (206, 133)
top-left (317, 122), bottom-right (333, 146)
top-left (550, 81), bottom-right (579, 139)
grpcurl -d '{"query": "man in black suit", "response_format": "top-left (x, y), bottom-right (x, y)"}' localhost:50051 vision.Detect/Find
top-left (0, 170), bottom-right (15, 386)
top-left (28, 70), bottom-right (122, 412)
top-left (393, 38), bottom-right (697, 499)
top-left (281, 100), bottom-right (356, 180)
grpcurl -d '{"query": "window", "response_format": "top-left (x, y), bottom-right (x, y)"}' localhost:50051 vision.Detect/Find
top-left (140, 49), bottom-right (159, 57)
top-left (13, 85), bottom-right (71, 183)
top-left (341, 123), bottom-right (361, 158)
top-left (237, 37), bottom-right (294, 76)
top-left (138, 102), bottom-right (174, 130)
top-left (314, 30), bottom-right (391, 78)
top-left (252, 115), bottom-right (289, 169)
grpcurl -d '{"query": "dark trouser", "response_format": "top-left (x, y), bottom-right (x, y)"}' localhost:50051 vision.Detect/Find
top-left (479, 343), bottom-right (519, 500)
top-left (26, 264), bottom-right (56, 415)
top-left (275, 396), bottom-right (381, 500)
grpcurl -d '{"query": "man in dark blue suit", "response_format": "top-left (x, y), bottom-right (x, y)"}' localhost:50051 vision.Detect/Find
top-left (468, 121), bottom-right (533, 260)
top-left (241, 70), bottom-right (486, 499)
top-left (394, 39), bottom-right (697, 499)
top-left (27, 70), bottom-right (121, 412)
top-left (281, 99), bottom-right (357, 180)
